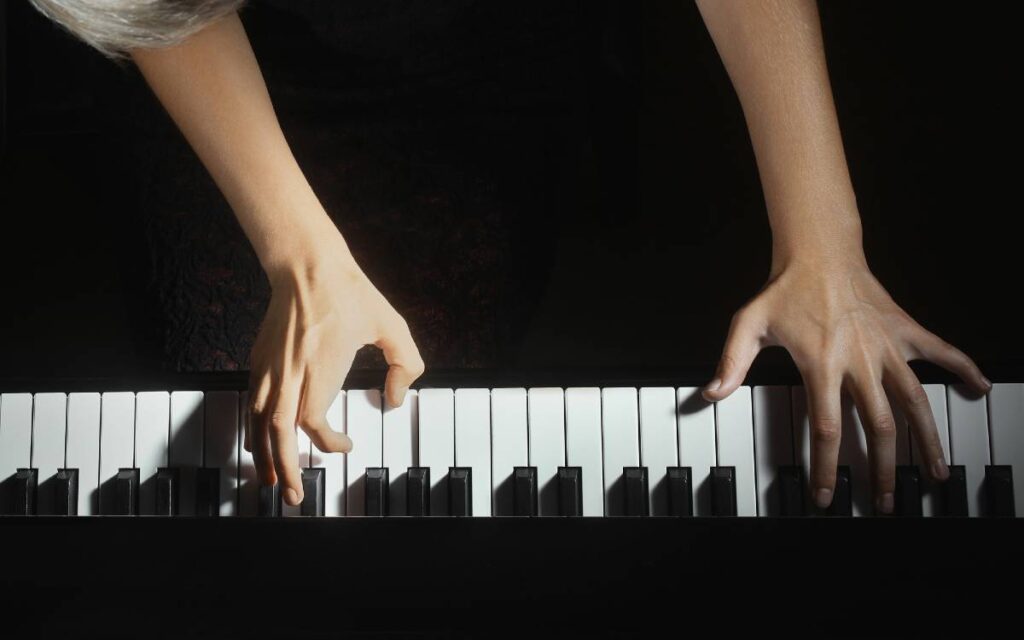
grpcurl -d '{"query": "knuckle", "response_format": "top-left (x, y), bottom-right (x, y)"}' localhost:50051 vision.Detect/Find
top-left (269, 411), bottom-right (292, 432)
top-left (905, 384), bottom-right (931, 412)
top-left (408, 357), bottom-right (426, 378)
top-left (297, 409), bottom-right (321, 430)
top-left (954, 352), bottom-right (977, 372)
top-left (719, 354), bottom-right (737, 372)
top-left (812, 418), bottom-right (842, 444)
top-left (386, 314), bottom-right (413, 340)
top-left (869, 411), bottom-right (897, 438)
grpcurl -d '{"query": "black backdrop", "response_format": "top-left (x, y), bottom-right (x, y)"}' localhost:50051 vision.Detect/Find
top-left (1, 0), bottom-right (1020, 385)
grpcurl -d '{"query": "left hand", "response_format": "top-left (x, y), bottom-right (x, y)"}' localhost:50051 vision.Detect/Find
top-left (700, 255), bottom-right (991, 514)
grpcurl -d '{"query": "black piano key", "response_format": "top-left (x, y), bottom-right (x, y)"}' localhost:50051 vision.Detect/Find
top-left (301, 468), bottom-right (326, 517)
top-left (55, 468), bottom-right (79, 516)
top-left (667, 467), bottom-right (693, 517)
top-left (894, 466), bottom-right (922, 517)
top-left (155, 467), bottom-right (180, 516)
top-left (195, 467), bottom-right (220, 517)
top-left (985, 465), bottom-right (1015, 517)
top-left (557, 467), bottom-right (583, 517)
top-left (258, 484), bottom-right (281, 517)
top-left (710, 466), bottom-right (737, 517)
top-left (365, 467), bottom-right (389, 517)
top-left (114, 468), bottom-right (139, 516)
top-left (825, 466), bottom-right (852, 517)
top-left (942, 465), bottom-right (968, 517)
top-left (448, 467), bottom-right (472, 517)
top-left (13, 468), bottom-right (37, 516)
top-left (624, 467), bottom-right (649, 517)
top-left (513, 466), bottom-right (538, 517)
top-left (406, 467), bottom-right (430, 517)
top-left (777, 465), bottom-right (805, 517)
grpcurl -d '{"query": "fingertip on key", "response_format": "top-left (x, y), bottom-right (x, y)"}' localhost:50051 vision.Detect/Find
top-left (340, 434), bottom-right (354, 454)
top-left (814, 488), bottom-right (833, 509)
top-left (387, 386), bottom-right (408, 409)
top-left (285, 488), bottom-right (302, 506)
top-left (701, 379), bottom-right (722, 402)
top-left (876, 492), bottom-right (894, 515)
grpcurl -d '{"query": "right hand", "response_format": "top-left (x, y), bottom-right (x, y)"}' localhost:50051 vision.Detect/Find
top-left (244, 243), bottom-right (424, 506)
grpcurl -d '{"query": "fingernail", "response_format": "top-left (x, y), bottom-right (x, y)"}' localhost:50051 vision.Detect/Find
top-left (931, 459), bottom-right (949, 481)
top-left (285, 488), bottom-right (301, 506)
top-left (704, 378), bottom-right (722, 394)
top-left (876, 492), bottom-right (894, 514)
top-left (814, 488), bottom-right (833, 509)
top-left (982, 376), bottom-right (993, 391)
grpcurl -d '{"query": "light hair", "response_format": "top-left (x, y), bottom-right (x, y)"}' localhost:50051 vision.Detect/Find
top-left (28, 0), bottom-right (247, 62)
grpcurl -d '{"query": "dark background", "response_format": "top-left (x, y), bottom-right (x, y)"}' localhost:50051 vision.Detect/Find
top-left (0, 0), bottom-right (1019, 385)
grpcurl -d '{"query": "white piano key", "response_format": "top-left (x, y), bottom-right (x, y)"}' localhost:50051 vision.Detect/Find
top-left (314, 390), bottom-right (346, 516)
top-left (135, 392), bottom-right (169, 515)
top-left (0, 393), bottom-right (32, 468)
top-left (638, 387), bottom-right (677, 517)
top-left (752, 386), bottom-right (794, 516)
top-left (419, 388), bottom-right (455, 516)
top-left (602, 388), bottom-right (640, 517)
top-left (282, 427), bottom-right (312, 517)
top-left (677, 387), bottom-right (717, 516)
top-left (99, 392), bottom-right (135, 514)
top-left (528, 388), bottom-right (566, 517)
top-left (948, 384), bottom-right (991, 517)
top-left (988, 383), bottom-right (1024, 517)
top-left (31, 393), bottom-right (67, 515)
top-left (564, 388), bottom-right (604, 516)
top-left (204, 391), bottom-right (239, 516)
top-left (237, 391), bottom-right (258, 516)
top-left (915, 384), bottom-right (951, 517)
top-left (345, 389), bottom-right (383, 516)
top-left (170, 391), bottom-right (204, 516)
top-left (383, 389), bottom-right (415, 516)
top-left (490, 388), bottom-right (528, 516)
top-left (66, 393), bottom-right (101, 515)
top-left (715, 387), bottom-right (757, 516)
top-left (455, 389), bottom-right (491, 517)
top-left (0, 394), bottom-right (33, 512)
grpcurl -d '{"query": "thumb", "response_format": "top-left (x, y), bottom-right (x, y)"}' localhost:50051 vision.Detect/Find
top-left (376, 318), bottom-right (426, 408)
top-left (703, 305), bottom-right (764, 402)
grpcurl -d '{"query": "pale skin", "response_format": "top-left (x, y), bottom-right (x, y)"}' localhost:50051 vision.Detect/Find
top-left (130, 1), bottom-right (989, 511)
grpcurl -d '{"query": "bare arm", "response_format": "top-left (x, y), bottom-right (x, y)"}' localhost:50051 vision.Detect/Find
top-left (130, 11), bottom-right (338, 278)
top-left (131, 12), bottom-right (424, 506)
top-left (695, 0), bottom-right (989, 512)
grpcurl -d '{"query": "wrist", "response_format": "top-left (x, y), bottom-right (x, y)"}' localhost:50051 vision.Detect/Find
top-left (769, 246), bottom-right (868, 280)
top-left (768, 213), bottom-right (866, 278)
top-left (260, 215), bottom-right (363, 290)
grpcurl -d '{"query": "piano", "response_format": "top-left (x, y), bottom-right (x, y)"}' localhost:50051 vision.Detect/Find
top-left (1, 370), bottom-right (1021, 635)
top-left (5, 1), bottom-right (1023, 635)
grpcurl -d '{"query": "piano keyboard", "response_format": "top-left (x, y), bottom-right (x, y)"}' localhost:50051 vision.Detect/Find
top-left (1, 383), bottom-right (1020, 518)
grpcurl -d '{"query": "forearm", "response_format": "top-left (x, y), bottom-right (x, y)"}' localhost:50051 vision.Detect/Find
top-left (129, 12), bottom-right (353, 279)
top-left (695, 0), bottom-right (864, 273)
